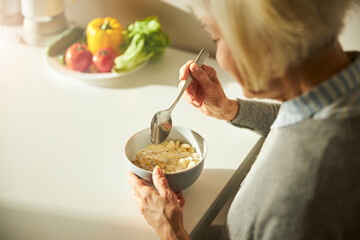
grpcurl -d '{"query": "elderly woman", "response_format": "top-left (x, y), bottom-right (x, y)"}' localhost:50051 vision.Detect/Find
top-left (127, 0), bottom-right (360, 239)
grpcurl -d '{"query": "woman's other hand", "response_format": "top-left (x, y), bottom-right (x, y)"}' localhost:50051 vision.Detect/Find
top-left (127, 166), bottom-right (190, 240)
top-left (179, 61), bottom-right (239, 121)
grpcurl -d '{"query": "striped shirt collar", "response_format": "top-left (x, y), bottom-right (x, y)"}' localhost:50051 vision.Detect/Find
top-left (271, 52), bottom-right (360, 129)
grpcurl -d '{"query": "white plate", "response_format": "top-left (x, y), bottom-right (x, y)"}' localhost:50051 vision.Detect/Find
top-left (46, 55), bottom-right (149, 80)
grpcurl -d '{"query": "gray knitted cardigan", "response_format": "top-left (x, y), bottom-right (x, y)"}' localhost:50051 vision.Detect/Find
top-left (225, 99), bottom-right (360, 240)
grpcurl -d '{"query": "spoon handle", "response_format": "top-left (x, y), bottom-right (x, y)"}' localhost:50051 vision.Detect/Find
top-left (168, 48), bottom-right (209, 111)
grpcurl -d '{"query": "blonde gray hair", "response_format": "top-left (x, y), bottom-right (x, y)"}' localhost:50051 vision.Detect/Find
top-left (193, 0), bottom-right (354, 92)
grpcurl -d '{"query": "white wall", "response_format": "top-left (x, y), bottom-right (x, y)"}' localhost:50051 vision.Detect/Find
top-left (64, 0), bottom-right (216, 56)
top-left (64, 0), bottom-right (360, 57)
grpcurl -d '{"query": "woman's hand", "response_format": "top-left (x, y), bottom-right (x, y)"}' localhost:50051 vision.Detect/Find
top-left (127, 166), bottom-right (190, 240)
top-left (179, 61), bottom-right (239, 121)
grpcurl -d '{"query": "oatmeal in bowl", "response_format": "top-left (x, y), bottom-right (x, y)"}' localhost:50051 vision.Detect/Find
top-left (125, 126), bottom-right (207, 192)
top-left (133, 140), bottom-right (201, 173)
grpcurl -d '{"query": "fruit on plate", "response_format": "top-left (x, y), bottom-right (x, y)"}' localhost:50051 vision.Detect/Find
top-left (92, 48), bottom-right (118, 73)
top-left (65, 43), bottom-right (93, 72)
top-left (86, 17), bottom-right (124, 55)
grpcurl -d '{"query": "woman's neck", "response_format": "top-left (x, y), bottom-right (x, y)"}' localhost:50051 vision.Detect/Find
top-left (279, 41), bottom-right (352, 101)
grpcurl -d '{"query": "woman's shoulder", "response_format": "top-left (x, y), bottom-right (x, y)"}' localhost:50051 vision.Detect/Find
top-left (228, 118), bottom-right (360, 239)
top-left (231, 118), bottom-right (360, 239)
top-left (284, 115), bottom-right (360, 140)
top-left (269, 116), bottom-right (360, 161)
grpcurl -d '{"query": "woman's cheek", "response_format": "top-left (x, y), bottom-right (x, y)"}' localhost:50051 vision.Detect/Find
top-left (215, 45), bottom-right (231, 72)
top-left (216, 41), bottom-right (264, 99)
top-left (216, 43), bottom-right (241, 77)
top-left (216, 50), bottom-right (244, 86)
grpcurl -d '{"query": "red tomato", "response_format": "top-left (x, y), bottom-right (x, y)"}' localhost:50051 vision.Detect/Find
top-left (65, 43), bottom-right (92, 72)
top-left (92, 48), bottom-right (118, 73)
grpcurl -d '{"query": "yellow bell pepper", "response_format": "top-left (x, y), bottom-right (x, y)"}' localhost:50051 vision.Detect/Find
top-left (86, 17), bottom-right (124, 55)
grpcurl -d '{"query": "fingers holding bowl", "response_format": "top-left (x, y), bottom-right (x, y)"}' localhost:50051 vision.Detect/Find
top-left (176, 191), bottom-right (185, 207)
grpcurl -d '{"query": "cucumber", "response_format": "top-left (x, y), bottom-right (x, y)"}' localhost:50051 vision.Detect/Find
top-left (46, 27), bottom-right (85, 57)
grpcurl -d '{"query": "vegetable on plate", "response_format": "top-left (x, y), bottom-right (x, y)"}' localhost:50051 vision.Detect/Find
top-left (46, 16), bottom-right (169, 75)
top-left (65, 43), bottom-right (92, 72)
top-left (112, 16), bottom-right (170, 73)
top-left (86, 17), bottom-right (124, 55)
top-left (93, 48), bottom-right (117, 73)
top-left (46, 26), bottom-right (84, 57)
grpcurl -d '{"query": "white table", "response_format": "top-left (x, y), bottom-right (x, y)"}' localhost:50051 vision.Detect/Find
top-left (0, 27), bottom-right (261, 240)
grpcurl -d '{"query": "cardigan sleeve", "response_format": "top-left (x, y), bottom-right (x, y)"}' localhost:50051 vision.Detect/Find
top-left (229, 99), bottom-right (281, 136)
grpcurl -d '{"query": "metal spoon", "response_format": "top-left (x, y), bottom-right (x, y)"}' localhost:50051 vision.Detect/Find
top-left (150, 48), bottom-right (209, 144)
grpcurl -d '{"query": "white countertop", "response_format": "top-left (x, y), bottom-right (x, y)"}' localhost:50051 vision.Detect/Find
top-left (0, 27), bottom-right (260, 239)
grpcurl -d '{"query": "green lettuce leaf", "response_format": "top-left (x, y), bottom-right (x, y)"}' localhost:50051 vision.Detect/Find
top-left (112, 16), bottom-right (170, 73)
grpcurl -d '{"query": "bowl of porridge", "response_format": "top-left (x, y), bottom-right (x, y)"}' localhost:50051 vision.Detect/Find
top-left (125, 126), bottom-right (207, 192)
